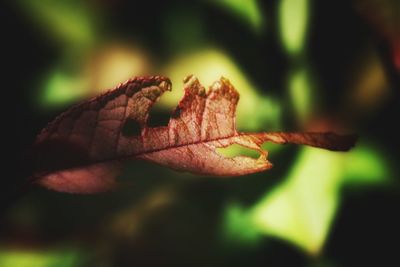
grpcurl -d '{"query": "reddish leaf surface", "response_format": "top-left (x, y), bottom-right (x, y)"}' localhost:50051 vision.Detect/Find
top-left (32, 75), bottom-right (356, 193)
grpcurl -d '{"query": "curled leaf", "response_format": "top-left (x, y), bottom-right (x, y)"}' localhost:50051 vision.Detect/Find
top-left (32, 75), bottom-right (356, 193)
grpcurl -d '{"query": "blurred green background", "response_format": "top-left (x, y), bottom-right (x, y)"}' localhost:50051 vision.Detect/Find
top-left (4, 0), bottom-right (400, 266)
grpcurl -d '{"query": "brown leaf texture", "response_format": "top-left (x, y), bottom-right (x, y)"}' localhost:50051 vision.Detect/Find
top-left (32, 75), bottom-right (356, 193)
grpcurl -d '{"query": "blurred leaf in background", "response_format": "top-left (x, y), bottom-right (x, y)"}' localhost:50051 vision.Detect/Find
top-left (0, 249), bottom-right (83, 267)
top-left (223, 143), bottom-right (390, 254)
top-left (209, 0), bottom-right (264, 33)
top-left (17, 0), bottom-right (97, 48)
top-left (279, 0), bottom-right (309, 56)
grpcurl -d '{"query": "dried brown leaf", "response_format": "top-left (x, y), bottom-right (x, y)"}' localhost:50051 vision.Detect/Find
top-left (32, 75), bottom-right (356, 193)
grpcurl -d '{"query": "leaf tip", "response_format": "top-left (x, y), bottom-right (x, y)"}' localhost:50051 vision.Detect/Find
top-left (158, 79), bottom-right (172, 93)
top-left (183, 74), bottom-right (206, 96)
top-left (209, 76), bottom-right (239, 102)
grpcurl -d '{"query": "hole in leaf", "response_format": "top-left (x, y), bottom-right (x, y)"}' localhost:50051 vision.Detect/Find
top-left (261, 142), bottom-right (284, 154)
top-left (122, 119), bottom-right (141, 136)
top-left (216, 144), bottom-right (260, 159)
top-left (147, 102), bottom-right (171, 127)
